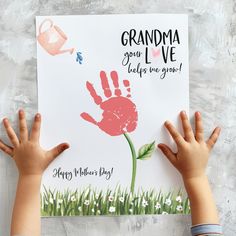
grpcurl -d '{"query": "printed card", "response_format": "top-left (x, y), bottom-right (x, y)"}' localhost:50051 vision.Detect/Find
top-left (36, 14), bottom-right (189, 216)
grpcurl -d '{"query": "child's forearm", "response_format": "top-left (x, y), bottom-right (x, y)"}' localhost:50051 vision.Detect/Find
top-left (184, 175), bottom-right (219, 225)
top-left (11, 175), bottom-right (41, 236)
top-left (0, 110), bottom-right (69, 235)
top-left (158, 112), bottom-right (222, 235)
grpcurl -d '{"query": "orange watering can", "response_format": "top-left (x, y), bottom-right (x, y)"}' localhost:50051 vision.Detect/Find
top-left (37, 19), bottom-right (74, 56)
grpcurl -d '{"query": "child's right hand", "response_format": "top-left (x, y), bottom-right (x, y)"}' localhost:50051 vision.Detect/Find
top-left (158, 111), bottom-right (221, 181)
top-left (159, 111), bottom-right (222, 231)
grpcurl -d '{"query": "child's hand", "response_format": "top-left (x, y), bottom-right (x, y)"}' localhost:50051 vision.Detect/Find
top-left (0, 109), bottom-right (69, 176)
top-left (158, 111), bottom-right (221, 181)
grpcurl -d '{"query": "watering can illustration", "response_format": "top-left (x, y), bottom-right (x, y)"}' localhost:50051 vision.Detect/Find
top-left (37, 19), bottom-right (74, 56)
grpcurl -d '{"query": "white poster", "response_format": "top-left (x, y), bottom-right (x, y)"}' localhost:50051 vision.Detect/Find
top-left (36, 14), bottom-right (189, 216)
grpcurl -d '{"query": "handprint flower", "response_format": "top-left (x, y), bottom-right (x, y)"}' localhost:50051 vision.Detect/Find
top-left (81, 70), bottom-right (138, 136)
top-left (81, 71), bottom-right (155, 193)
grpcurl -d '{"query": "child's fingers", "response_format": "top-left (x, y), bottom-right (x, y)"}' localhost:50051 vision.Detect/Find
top-left (195, 111), bottom-right (204, 142)
top-left (158, 143), bottom-right (177, 166)
top-left (2, 118), bottom-right (19, 147)
top-left (206, 127), bottom-right (221, 150)
top-left (164, 121), bottom-right (185, 146)
top-left (0, 139), bottom-right (14, 156)
top-left (30, 113), bottom-right (41, 142)
top-left (18, 109), bottom-right (28, 142)
top-left (46, 143), bottom-right (70, 165)
top-left (180, 111), bottom-right (194, 142)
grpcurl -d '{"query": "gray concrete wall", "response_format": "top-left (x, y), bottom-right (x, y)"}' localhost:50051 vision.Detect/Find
top-left (0, 0), bottom-right (235, 235)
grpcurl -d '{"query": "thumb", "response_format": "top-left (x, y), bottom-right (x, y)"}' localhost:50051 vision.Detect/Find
top-left (157, 143), bottom-right (177, 166)
top-left (46, 143), bottom-right (70, 165)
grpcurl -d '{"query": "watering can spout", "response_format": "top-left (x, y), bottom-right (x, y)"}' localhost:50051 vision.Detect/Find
top-left (56, 48), bottom-right (74, 55)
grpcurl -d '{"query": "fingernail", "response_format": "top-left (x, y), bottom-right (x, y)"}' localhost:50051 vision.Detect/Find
top-left (62, 144), bottom-right (70, 150)
top-left (19, 109), bottom-right (24, 117)
top-left (65, 144), bottom-right (70, 149)
top-left (196, 111), bottom-right (201, 117)
top-left (35, 113), bottom-right (41, 120)
top-left (2, 118), bottom-right (8, 124)
top-left (164, 121), bottom-right (170, 126)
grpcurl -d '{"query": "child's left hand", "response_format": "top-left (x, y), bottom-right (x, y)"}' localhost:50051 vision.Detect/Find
top-left (0, 109), bottom-right (69, 176)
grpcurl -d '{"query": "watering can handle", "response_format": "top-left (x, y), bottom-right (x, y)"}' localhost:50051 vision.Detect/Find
top-left (39, 19), bottom-right (53, 34)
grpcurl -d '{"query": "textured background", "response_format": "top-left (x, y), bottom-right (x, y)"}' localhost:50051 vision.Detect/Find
top-left (0, 0), bottom-right (236, 235)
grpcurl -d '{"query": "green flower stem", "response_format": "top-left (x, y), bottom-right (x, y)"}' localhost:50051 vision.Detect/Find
top-left (123, 132), bottom-right (137, 193)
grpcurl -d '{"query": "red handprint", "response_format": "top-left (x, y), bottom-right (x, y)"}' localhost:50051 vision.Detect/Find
top-left (81, 71), bottom-right (138, 136)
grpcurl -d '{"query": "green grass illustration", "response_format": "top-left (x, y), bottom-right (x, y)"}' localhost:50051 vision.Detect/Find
top-left (41, 186), bottom-right (190, 216)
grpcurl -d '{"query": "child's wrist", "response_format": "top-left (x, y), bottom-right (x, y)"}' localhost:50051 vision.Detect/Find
top-left (181, 170), bottom-right (207, 183)
top-left (183, 174), bottom-right (209, 195)
top-left (19, 174), bottom-right (42, 183)
top-left (183, 174), bottom-right (208, 185)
